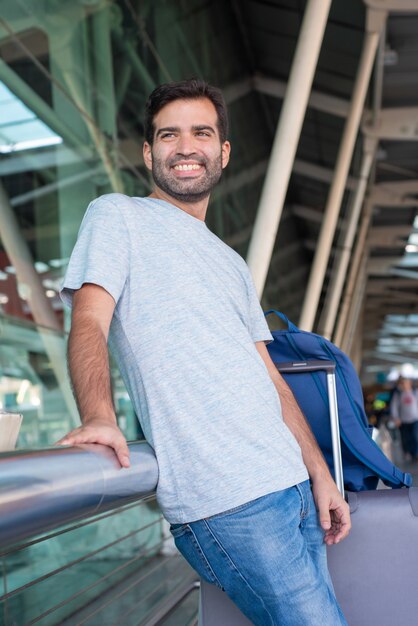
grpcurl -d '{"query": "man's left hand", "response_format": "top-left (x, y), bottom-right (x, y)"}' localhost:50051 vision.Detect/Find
top-left (312, 478), bottom-right (351, 545)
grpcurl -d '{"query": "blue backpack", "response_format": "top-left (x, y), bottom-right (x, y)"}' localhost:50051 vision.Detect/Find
top-left (265, 310), bottom-right (412, 491)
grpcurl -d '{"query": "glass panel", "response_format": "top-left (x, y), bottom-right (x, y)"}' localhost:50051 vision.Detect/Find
top-left (0, 501), bottom-right (164, 625)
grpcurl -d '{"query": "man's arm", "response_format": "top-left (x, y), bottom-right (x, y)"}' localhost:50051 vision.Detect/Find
top-left (56, 283), bottom-right (130, 467)
top-left (255, 341), bottom-right (351, 545)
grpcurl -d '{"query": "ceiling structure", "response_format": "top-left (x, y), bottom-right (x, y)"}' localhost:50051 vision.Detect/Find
top-left (0, 0), bottom-right (417, 385)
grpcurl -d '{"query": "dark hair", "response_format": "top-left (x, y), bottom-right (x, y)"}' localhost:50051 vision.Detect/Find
top-left (144, 78), bottom-right (229, 145)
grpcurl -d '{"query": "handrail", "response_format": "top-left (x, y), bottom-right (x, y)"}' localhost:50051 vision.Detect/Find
top-left (0, 441), bottom-right (158, 547)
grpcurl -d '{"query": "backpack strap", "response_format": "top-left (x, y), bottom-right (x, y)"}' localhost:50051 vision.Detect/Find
top-left (393, 466), bottom-right (413, 487)
top-left (264, 310), bottom-right (300, 333)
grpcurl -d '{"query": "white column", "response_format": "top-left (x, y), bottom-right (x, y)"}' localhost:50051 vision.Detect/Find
top-left (246, 0), bottom-right (332, 296)
top-left (320, 138), bottom-right (377, 339)
top-left (298, 10), bottom-right (386, 331)
top-left (349, 309), bottom-right (364, 373)
top-left (341, 256), bottom-right (368, 356)
top-left (333, 198), bottom-right (374, 347)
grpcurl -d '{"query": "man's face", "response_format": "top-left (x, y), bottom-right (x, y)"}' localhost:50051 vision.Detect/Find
top-left (143, 98), bottom-right (230, 203)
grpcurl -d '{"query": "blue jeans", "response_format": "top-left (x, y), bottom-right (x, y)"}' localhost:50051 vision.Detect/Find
top-left (170, 480), bottom-right (347, 626)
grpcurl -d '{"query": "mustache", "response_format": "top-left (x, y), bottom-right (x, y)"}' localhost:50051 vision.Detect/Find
top-left (168, 155), bottom-right (207, 167)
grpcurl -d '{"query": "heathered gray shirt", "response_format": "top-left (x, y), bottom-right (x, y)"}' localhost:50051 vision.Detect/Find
top-left (60, 193), bottom-right (308, 523)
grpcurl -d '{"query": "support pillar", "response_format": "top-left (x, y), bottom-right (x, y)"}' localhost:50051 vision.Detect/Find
top-left (0, 182), bottom-right (79, 425)
top-left (319, 137), bottom-right (377, 339)
top-left (349, 309), bottom-right (364, 373)
top-left (298, 9), bottom-right (386, 331)
top-left (246, 0), bottom-right (332, 296)
top-left (333, 198), bottom-right (374, 347)
top-left (341, 255), bottom-right (368, 356)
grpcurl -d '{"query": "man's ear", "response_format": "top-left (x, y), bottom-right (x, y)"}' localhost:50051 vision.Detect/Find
top-left (221, 141), bottom-right (231, 169)
top-left (143, 142), bottom-right (153, 171)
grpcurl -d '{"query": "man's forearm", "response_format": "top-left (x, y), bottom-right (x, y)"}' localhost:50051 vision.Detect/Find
top-left (68, 313), bottom-right (116, 424)
top-left (273, 371), bottom-right (332, 481)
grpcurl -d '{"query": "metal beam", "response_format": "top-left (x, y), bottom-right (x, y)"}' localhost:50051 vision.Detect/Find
top-left (390, 268), bottom-right (418, 280)
top-left (333, 198), bottom-right (375, 346)
top-left (341, 256), bottom-right (368, 354)
top-left (253, 74), bottom-right (351, 119)
top-left (292, 204), bottom-right (323, 223)
top-left (293, 160), bottom-right (358, 189)
top-left (0, 145), bottom-right (93, 176)
top-left (363, 351), bottom-right (418, 365)
top-left (299, 11), bottom-right (385, 331)
top-left (370, 180), bottom-right (418, 207)
top-left (367, 257), bottom-right (404, 274)
top-left (320, 138), bottom-right (377, 339)
top-left (363, 108), bottom-right (418, 140)
top-left (367, 225), bottom-right (416, 246)
top-left (246, 0), bottom-right (333, 297)
top-left (10, 166), bottom-right (104, 208)
top-left (367, 279), bottom-right (418, 292)
top-left (364, 0), bottom-right (418, 10)
top-left (223, 77), bottom-right (253, 104)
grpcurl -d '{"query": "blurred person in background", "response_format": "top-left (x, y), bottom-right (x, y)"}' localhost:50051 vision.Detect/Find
top-left (389, 376), bottom-right (418, 461)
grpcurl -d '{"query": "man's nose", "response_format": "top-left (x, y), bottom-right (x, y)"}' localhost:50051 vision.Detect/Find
top-left (176, 133), bottom-right (195, 155)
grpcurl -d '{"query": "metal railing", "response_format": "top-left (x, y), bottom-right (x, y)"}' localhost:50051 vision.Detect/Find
top-left (0, 441), bottom-right (158, 546)
top-left (0, 442), bottom-right (199, 625)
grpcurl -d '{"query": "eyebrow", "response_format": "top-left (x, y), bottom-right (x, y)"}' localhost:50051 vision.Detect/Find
top-left (155, 124), bottom-right (216, 137)
top-left (192, 125), bottom-right (216, 133)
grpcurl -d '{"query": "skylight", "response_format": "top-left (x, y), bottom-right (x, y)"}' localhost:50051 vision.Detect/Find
top-left (0, 80), bottom-right (62, 154)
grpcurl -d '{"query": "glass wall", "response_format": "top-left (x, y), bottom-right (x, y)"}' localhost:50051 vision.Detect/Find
top-left (0, 0), bottom-right (263, 443)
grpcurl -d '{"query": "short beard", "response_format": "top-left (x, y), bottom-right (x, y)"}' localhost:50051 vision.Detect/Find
top-left (151, 152), bottom-right (223, 203)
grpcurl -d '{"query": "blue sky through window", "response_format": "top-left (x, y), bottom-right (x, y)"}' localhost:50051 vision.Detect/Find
top-left (0, 80), bottom-right (62, 153)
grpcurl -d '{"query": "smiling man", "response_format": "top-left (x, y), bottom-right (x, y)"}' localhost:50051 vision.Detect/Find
top-left (59, 79), bottom-right (349, 626)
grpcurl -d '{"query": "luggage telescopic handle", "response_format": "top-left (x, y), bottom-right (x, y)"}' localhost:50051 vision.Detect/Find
top-left (275, 360), bottom-right (345, 495)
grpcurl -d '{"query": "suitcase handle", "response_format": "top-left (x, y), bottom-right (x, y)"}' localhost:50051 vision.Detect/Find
top-left (275, 359), bottom-right (345, 495)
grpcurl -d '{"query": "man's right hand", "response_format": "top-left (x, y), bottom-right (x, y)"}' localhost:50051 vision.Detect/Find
top-left (56, 420), bottom-right (130, 468)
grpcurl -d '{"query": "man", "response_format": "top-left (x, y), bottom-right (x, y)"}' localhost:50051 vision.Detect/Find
top-left (59, 79), bottom-right (350, 625)
top-left (390, 376), bottom-right (418, 461)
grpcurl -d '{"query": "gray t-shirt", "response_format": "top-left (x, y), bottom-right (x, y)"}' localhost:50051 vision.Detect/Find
top-left (61, 193), bottom-right (308, 523)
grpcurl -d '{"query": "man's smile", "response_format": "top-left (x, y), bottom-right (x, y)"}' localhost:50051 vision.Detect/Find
top-left (171, 160), bottom-right (205, 176)
top-left (173, 163), bottom-right (202, 171)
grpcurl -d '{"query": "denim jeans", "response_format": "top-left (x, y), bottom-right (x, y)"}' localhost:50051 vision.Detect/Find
top-left (170, 480), bottom-right (347, 626)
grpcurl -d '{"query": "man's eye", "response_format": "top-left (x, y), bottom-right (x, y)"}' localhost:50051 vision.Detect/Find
top-left (196, 131), bottom-right (210, 137)
top-left (161, 133), bottom-right (176, 139)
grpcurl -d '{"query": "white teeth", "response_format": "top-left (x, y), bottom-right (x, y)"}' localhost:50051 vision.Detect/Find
top-left (174, 164), bottom-right (201, 171)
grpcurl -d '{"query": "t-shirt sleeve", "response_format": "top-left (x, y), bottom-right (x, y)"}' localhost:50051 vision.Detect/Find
top-left (60, 196), bottom-right (130, 308)
top-left (242, 264), bottom-right (273, 344)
